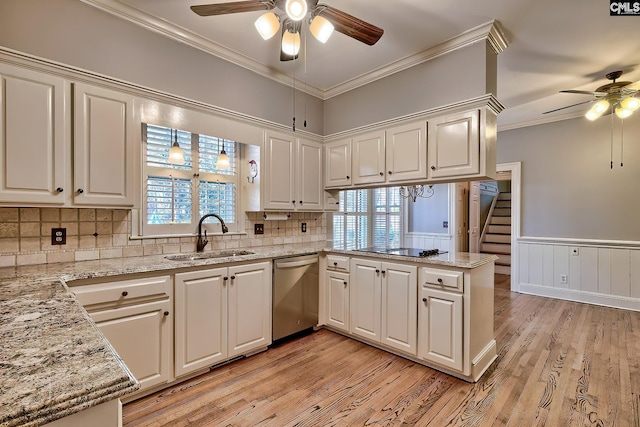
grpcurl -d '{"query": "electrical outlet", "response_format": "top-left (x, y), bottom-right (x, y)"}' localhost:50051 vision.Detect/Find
top-left (560, 274), bottom-right (568, 284)
top-left (51, 228), bottom-right (66, 245)
top-left (571, 247), bottom-right (579, 256)
top-left (301, 222), bottom-right (307, 233)
top-left (254, 223), bottom-right (264, 235)
top-left (443, 221), bottom-right (449, 228)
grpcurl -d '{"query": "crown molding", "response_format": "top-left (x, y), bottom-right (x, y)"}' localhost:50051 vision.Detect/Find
top-left (80, 1), bottom-right (509, 100)
top-left (497, 110), bottom-right (584, 132)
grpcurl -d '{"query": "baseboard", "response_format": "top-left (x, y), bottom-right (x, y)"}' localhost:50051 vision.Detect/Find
top-left (519, 283), bottom-right (640, 312)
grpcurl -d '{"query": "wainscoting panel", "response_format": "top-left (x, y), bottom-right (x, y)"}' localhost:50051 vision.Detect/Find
top-left (404, 234), bottom-right (452, 252)
top-left (518, 240), bottom-right (640, 311)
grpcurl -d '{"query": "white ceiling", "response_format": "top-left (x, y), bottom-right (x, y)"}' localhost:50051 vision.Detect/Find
top-left (85, 0), bottom-right (640, 130)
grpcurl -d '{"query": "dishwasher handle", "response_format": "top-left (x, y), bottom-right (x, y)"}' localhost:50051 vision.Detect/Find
top-left (275, 256), bottom-right (319, 269)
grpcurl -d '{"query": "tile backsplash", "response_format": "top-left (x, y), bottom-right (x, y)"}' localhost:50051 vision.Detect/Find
top-left (0, 208), bottom-right (327, 267)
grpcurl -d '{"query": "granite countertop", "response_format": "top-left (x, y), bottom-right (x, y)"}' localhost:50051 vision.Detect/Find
top-left (0, 243), bottom-right (496, 427)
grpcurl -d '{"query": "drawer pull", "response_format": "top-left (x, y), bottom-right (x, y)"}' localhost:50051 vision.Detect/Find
top-left (223, 276), bottom-right (229, 281)
top-left (375, 269), bottom-right (380, 274)
top-left (121, 291), bottom-right (128, 297)
top-left (56, 187), bottom-right (64, 193)
top-left (431, 166), bottom-right (436, 171)
top-left (333, 262), bottom-right (338, 266)
top-left (422, 297), bottom-right (427, 303)
top-left (77, 188), bottom-right (84, 194)
top-left (164, 311), bottom-right (170, 316)
top-left (437, 278), bottom-right (443, 284)
top-left (346, 175), bottom-right (350, 179)
top-left (381, 270), bottom-right (386, 276)
top-left (230, 275), bottom-right (236, 280)
top-left (343, 281), bottom-right (347, 286)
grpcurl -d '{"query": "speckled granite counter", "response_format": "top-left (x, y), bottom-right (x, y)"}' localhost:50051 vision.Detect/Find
top-left (0, 243), bottom-right (495, 427)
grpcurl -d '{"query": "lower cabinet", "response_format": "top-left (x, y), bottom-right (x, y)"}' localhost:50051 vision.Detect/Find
top-left (72, 275), bottom-right (173, 392)
top-left (325, 270), bottom-right (350, 333)
top-left (349, 258), bottom-right (417, 355)
top-left (417, 286), bottom-right (463, 371)
top-left (174, 261), bottom-right (271, 378)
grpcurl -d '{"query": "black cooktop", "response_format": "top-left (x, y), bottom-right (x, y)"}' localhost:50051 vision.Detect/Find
top-left (357, 247), bottom-right (448, 258)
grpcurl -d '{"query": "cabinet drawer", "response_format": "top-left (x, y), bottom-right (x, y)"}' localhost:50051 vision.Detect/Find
top-left (72, 275), bottom-right (172, 308)
top-left (326, 255), bottom-right (350, 272)
top-left (420, 268), bottom-right (463, 292)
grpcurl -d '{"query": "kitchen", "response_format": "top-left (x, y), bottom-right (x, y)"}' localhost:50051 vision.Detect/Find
top-left (2, 0), bottom-right (640, 426)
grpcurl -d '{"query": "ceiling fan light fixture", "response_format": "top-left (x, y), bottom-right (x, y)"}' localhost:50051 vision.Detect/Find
top-left (310, 15), bottom-right (334, 43)
top-left (281, 28), bottom-right (301, 56)
top-left (615, 106), bottom-right (633, 119)
top-left (285, 0), bottom-right (307, 21)
top-left (621, 96), bottom-right (640, 111)
top-left (585, 109), bottom-right (602, 121)
top-left (592, 99), bottom-right (610, 114)
top-left (255, 12), bottom-right (280, 40)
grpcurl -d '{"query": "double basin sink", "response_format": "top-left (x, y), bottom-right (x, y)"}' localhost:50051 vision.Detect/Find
top-left (165, 250), bottom-right (254, 261)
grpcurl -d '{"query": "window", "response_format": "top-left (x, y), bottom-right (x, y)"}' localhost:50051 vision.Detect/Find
top-left (333, 187), bottom-right (402, 250)
top-left (143, 124), bottom-right (238, 236)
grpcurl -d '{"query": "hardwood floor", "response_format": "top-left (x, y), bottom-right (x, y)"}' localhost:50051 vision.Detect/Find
top-left (123, 275), bottom-right (640, 426)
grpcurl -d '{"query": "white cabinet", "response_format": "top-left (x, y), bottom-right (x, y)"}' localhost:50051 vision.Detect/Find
top-left (174, 261), bottom-right (271, 377)
top-left (428, 109), bottom-right (481, 179)
top-left (352, 131), bottom-right (386, 185)
top-left (325, 270), bottom-right (350, 333)
top-left (349, 257), bottom-right (417, 354)
top-left (324, 139), bottom-right (351, 188)
top-left (263, 131), bottom-right (322, 211)
top-left (228, 261), bottom-right (272, 357)
top-left (73, 83), bottom-right (138, 206)
top-left (418, 286), bottom-right (463, 371)
top-left (0, 63), bottom-right (68, 205)
top-left (385, 121), bottom-right (428, 182)
top-left (174, 267), bottom-right (227, 377)
top-left (72, 275), bottom-right (173, 393)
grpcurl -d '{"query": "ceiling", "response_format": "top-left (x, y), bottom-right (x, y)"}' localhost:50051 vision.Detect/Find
top-left (84, 0), bottom-right (640, 130)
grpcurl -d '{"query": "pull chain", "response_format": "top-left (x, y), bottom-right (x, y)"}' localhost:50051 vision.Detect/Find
top-left (292, 45), bottom-right (296, 132)
top-left (303, 29), bottom-right (307, 128)
top-left (610, 110), bottom-right (613, 169)
top-left (620, 117), bottom-right (624, 167)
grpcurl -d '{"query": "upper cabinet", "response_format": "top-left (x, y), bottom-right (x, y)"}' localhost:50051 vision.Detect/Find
top-left (352, 130), bottom-right (386, 185)
top-left (324, 139), bottom-right (351, 188)
top-left (0, 63), bottom-right (68, 205)
top-left (323, 104), bottom-right (498, 190)
top-left (74, 83), bottom-right (138, 207)
top-left (262, 130), bottom-right (323, 211)
top-left (0, 62), bottom-right (140, 208)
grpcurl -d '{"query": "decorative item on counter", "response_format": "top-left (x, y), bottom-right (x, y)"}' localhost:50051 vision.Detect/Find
top-left (248, 159), bottom-right (258, 183)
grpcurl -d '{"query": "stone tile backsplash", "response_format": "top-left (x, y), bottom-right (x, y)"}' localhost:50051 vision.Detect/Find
top-left (0, 208), bottom-right (327, 267)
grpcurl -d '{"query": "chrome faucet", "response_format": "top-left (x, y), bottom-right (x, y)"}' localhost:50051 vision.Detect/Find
top-left (196, 213), bottom-right (229, 252)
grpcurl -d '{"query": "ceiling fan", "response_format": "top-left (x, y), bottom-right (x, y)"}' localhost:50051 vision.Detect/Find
top-left (190, 0), bottom-right (384, 60)
top-left (544, 70), bottom-right (640, 120)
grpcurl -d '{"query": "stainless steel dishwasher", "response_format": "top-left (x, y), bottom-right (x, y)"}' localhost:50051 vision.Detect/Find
top-left (272, 253), bottom-right (319, 342)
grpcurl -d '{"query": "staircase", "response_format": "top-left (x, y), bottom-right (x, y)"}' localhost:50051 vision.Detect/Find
top-left (481, 192), bottom-right (511, 275)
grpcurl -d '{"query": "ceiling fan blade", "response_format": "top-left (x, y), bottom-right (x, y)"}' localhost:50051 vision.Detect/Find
top-left (317, 5), bottom-right (383, 46)
top-left (626, 80), bottom-right (640, 90)
top-left (542, 100), bottom-right (594, 114)
top-left (560, 89), bottom-right (606, 96)
top-left (191, 1), bottom-right (272, 17)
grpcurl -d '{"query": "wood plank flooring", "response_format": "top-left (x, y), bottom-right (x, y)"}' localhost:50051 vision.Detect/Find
top-left (123, 275), bottom-right (640, 426)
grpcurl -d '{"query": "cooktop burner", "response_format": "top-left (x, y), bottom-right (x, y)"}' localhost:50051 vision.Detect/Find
top-left (357, 247), bottom-right (448, 258)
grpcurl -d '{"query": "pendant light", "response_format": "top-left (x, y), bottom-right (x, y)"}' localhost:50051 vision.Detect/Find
top-left (282, 28), bottom-right (301, 56)
top-left (309, 15), bottom-right (334, 43)
top-left (168, 128), bottom-right (185, 165)
top-left (216, 141), bottom-right (230, 170)
top-left (255, 12), bottom-right (280, 40)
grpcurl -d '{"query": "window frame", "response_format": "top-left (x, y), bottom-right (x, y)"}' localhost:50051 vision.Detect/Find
top-left (141, 124), bottom-right (239, 237)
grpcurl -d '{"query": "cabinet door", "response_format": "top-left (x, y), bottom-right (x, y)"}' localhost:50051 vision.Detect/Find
top-left (324, 139), bottom-right (351, 188)
top-left (418, 287), bottom-right (463, 371)
top-left (325, 270), bottom-right (350, 332)
top-left (91, 300), bottom-right (172, 391)
top-left (228, 262), bottom-right (272, 357)
top-left (263, 131), bottom-right (295, 210)
top-left (0, 64), bottom-right (67, 204)
top-left (386, 121), bottom-right (427, 182)
top-left (428, 110), bottom-right (479, 179)
top-left (350, 258), bottom-right (381, 342)
top-left (297, 138), bottom-right (323, 210)
top-left (352, 131), bottom-right (385, 185)
top-left (174, 268), bottom-right (228, 377)
top-left (74, 83), bottom-right (137, 206)
top-left (381, 262), bottom-right (417, 355)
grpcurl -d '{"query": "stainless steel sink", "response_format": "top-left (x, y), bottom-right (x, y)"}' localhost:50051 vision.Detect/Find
top-left (165, 250), bottom-right (254, 261)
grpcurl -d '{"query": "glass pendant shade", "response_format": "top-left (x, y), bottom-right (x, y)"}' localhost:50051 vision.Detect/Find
top-left (585, 109), bottom-right (601, 121)
top-left (281, 29), bottom-right (301, 56)
top-left (255, 12), bottom-right (280, 40)
top-left (168, 129), bottom-right (185, 165)
top-left (310, 15), bottom-right (334, 43)
top-left (285, 0), bottom-right (307, 21)
top-left (216, 142), bottom-right (231, 170)
top-left (621, 96), bottom-right (640, 111)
